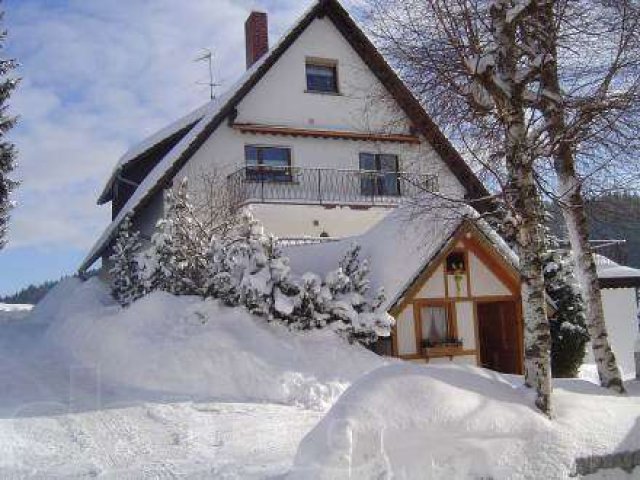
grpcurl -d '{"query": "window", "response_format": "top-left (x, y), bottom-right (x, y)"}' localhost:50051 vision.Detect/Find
top-left (359, 153), bottom-right (400, 196)
top-left (306, 60), bottom-right (338, 93)
top-left (419, 303), bottom-right (460, 348)
top-left (245, 146), bottom-right (292, 182)
top-left (420, 305), bottom-right (450, 346)
top-left (446, 252), bottom-right (466, 274)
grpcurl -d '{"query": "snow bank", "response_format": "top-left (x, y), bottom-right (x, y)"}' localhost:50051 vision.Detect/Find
top-left (290, 364), bottom-right (640, 479)
top-left (45, 278), bottom-right (386, 410)
top-left (0, 303), bottom-right (33, 323)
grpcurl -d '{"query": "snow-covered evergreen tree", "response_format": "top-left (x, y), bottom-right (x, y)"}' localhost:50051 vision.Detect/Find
top-left (544, 242), bottom-right (589, 378)
top-left (290, 272), bottom-right (331, 330)
top-left (108, 214), bottom-right (144, 306)
top-left (492, 205), bottom-right (590, 378)
top-left (221, 210), bottom-right (300, 316)
top-left (150, 178), bottom-right (210, 296)
top-left (0, 14), bottom-right (18, 250)
top-left (325, 244), bottom-right (393, 344)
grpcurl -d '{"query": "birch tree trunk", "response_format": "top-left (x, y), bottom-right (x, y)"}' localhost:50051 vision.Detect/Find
top-left (491, 1), bottom-right (552, 413)
top-left (536, 1), bottom-right (625, 392)
top-left (506, 120), bottom-right (552, 413)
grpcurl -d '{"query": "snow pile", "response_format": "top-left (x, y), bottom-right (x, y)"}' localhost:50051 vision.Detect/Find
top-left (0, 303), bottom-right (33, 323)
top-left (290, 364), bottom-right (640, 479)
top-left (45, 278), bottom-right (387, 410)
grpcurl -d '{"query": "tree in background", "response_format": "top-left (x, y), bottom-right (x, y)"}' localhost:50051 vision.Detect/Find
top-left (491, 204), bottom-right (588, 378)
top-left (543, 240), bottom-right (589, 378)
top-left (0, 8), bottom-right (18, 250)
top-left (109, 214), bottom-right (144, 307)
top-left (528, 0), bottom-right (636, 392)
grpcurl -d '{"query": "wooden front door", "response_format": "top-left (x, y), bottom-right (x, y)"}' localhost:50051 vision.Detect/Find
top-left (477, 301), bottom-right (521, 374)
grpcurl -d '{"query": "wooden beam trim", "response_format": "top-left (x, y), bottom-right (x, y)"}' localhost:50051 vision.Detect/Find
top-left (232, 123), bottom-right (421, 144)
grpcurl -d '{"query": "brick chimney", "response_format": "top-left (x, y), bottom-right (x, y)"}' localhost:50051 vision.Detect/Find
top-left (245, 11), bottom-right (269, 69)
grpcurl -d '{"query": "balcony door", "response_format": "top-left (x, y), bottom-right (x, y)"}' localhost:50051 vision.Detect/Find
top-left (359, 153), bottom-right (400, 197)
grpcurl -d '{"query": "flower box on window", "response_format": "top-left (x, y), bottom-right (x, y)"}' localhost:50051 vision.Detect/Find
top-left (422, 338), bottom-right (463, 357)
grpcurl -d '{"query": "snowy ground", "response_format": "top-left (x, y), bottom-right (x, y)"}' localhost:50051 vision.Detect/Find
top-left (0, 279), bottom-right (382, 478)
top-left (0, 303), bottom-right (324, 478)
top-left (0, 279), bottom-right (639, 478)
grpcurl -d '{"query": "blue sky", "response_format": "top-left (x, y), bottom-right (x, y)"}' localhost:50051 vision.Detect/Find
top-left (0, 0), bottom-right (317, 296)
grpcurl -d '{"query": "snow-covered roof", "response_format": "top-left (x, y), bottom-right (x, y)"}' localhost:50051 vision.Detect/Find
top-left (595, 253), bottom-right (640, 281)
top-left (81, 0), bottom-right (489, 272)
top-left (97, 103), bottom-right (210, 204)
top-left (284, 199), bottom-right (519, 310)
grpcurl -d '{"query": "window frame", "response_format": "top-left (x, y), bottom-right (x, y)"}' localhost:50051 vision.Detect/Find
top-left (244, 145), bottom-right (293, 183)
top-left (413, 300), bottom-right (458, 350)
top-left (305, 58), bottom-right (340, 94)
top-left (358, 152), bottom-right (401, 197)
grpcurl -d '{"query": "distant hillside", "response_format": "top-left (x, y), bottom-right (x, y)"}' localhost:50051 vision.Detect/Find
top-left (586, 193), bottom-right (640, 268)
top-left (0, 279), bottom-right (62, 305)
top-left (1, 270), bottom-right (99, 305)
top-left (549, 192), bottom-right (640, 268)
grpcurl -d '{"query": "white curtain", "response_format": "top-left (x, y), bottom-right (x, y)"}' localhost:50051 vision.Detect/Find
top-left (421, 306), bottom-right (448, 343)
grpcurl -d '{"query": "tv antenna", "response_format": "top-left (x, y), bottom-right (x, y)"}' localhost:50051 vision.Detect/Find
top-left (194, 48), bottom-right (220, 100)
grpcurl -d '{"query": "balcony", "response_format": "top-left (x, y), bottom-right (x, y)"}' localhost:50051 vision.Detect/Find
top-left (226, 166), bottom-right (438, 208)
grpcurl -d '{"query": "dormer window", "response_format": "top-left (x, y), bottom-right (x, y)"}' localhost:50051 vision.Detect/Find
top-left (306, 58), bottom-right (338, 93)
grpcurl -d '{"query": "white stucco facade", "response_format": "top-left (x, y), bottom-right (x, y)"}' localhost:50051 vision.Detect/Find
top-left (172, 16), bottom-right (465, 238)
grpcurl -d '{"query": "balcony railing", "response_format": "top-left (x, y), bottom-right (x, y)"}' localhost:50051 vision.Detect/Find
top-left (226, 166), bottom-right (438, 207)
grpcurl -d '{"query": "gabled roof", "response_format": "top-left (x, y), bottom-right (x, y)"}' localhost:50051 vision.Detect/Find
top-left (284, 199), bottom-right (519, 311)
top-left (80, 0), bottom-right (490, 272)
top-left (97, 103), bottom-right (209, 204)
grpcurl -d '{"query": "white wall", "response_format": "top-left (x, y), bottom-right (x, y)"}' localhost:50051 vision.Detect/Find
top-left (396, 305), bottom-right (417, 355)
top-left (250, 203), bottom-right (390, 237)
top-left (172, 14), bottom-right (467, 238)
top-left (586, 288), bottom-right (639, 376)
top-left (237, 17), bottom-right (409, 133)
top-left (416, 265), bottom-right (446, 298)
top-left (468, 252), bottom-right (511, 297)
top-left (455, 301), bottom-right (476, 350)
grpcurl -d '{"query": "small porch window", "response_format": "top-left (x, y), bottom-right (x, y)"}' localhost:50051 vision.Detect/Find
top-left (359, 153), bottom-right (400, 196)
top-left (245, 145), bottom-right (292, 182)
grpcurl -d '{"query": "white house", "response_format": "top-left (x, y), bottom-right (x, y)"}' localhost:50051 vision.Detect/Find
top-left (80, 0), bottom-right (639, 375)
top-left (80, 0), bottom-right (488, 275)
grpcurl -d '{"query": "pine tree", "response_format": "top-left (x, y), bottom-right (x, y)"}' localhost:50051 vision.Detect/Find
top-left (492, 205), bottom-right (590, 378)
top-left (0, 12), bottom-right (18, 250)
top-left (109, 214), bottom-right (144, 306)
top-left (290, 272), bottom-right (331, 330)
top-left (326, 244), bottom-right (393, 344)
top-left (544, 241), bottom-right (589, 378)
top-left (150, 178), bottom-right (210, 296)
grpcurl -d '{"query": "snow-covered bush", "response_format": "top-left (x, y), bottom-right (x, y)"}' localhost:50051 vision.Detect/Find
top-left (323, 244), bottom-right (393, 344)
top-left (544, 247), bottom-right (589, 378)
top-left (110, 183), bottom-right (392, 345)
top-left (147, 178), bottom-right (210, 296)
top-left (108, 214), bottom-right (144, 306)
